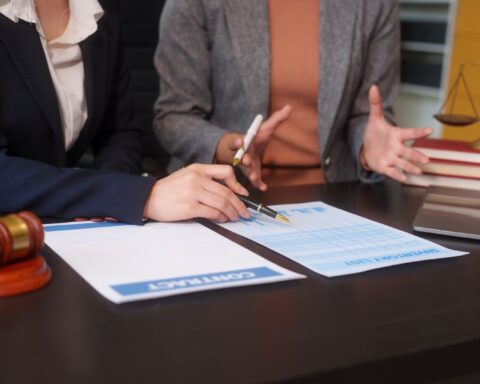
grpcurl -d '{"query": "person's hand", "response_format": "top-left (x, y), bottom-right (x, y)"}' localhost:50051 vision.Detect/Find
top-left (143, 164), bottom-right (251, 223)
top-left (215, 105), bottom-right (292, 191)
top-left (74, 217), bottom-right (118, 222)
top-left (361, 85), bottom-right (433, 182)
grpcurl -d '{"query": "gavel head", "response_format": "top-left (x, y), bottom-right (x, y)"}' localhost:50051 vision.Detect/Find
top-left (0, 211), bottom-right (50, 297)
top-left (0, 211), bottom-right (44, 266)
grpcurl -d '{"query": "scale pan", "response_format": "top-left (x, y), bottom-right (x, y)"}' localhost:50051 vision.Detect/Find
top-left (433, 113), bottom-right (479, 127)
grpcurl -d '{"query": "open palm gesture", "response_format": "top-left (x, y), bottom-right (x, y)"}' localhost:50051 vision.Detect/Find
top-left (361, 85), bottom-right (432, 182)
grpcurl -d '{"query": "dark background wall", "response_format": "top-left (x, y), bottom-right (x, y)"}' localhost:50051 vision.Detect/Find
top-left (101, 0), bottom-right (168, 175)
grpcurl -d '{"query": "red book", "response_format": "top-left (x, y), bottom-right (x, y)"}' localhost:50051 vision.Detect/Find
top-left (412, 138), bottom-right (480, 164)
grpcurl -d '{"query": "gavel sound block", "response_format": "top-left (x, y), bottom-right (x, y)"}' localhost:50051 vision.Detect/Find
top-left (0, 211), bottom-right (51, 297)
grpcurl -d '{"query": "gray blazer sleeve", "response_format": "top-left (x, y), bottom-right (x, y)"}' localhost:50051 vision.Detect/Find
top-left (153, 0), bottom-right (225, 167)
top-left (348, 1), bottom-right (400, 182)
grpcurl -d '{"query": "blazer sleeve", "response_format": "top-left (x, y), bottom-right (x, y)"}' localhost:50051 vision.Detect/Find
top-left (0, 141), bottom-right (156, 224)
top-left (347, 0), bottom-right (400, 183)
top-left (91, 17), bottom-right (144, 175)
top-left (153, 0), bottom-right (226, 166)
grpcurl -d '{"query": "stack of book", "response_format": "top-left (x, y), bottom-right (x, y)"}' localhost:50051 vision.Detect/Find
top-left (405, 138), bottom-right (480, 190)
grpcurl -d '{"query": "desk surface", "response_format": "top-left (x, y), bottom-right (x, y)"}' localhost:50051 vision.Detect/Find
top-left (1, 181), bottom-right (480, 384)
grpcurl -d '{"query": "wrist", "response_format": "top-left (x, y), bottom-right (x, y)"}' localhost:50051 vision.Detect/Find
top-left (142, 193), bottom-right (152, 220)
top-left (214, 134), bottom-right (229, 164)
top-left (142, 181), bottom-right (159, 220)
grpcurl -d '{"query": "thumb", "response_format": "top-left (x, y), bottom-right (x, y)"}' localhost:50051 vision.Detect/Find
top-left (228, 137), bottom-right (243, 151)
top-left (369, 85), bottom-right (384, 120)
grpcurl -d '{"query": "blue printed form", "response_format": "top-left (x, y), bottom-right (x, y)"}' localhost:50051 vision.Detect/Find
top-left (219, 202), bottom-right (467, 277)
top-left (44, 221), bottom-right (304, 303)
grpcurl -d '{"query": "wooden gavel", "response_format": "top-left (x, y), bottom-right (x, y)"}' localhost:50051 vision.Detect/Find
top-left (0, 211), bottom-right (51, 297)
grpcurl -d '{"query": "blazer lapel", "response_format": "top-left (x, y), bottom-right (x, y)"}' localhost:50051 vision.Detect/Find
top-left (318, 0), bottom-right (358, 152)
top-left (0, 18), bottom-right (63, 146)
top-left (81, 26), bottom-right (108, 133)
top-left (68, 23), bottom-right (108, 161)
top-left (224, 0), bottom-right (270, 116)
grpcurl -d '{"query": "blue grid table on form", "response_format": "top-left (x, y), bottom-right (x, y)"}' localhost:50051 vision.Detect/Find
top-left (220, 202), bottom-right (466, 277)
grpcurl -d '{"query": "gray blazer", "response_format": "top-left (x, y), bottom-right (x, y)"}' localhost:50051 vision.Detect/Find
top-left (154, 0), bottom-right (400, 182)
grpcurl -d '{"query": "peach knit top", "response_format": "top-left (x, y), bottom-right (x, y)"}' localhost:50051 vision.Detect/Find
top-left (262, 0), bottom-right (325, 186)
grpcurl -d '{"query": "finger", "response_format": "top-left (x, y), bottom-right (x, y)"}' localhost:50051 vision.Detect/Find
top-left (197, 189), bottom-right (241, 222)
top-left (244, 156), bottom-right (266, 190)
top-left (74, 218), bottom-right (103, 222)
top-left (255, 105), bottom-right (292, 146)
top-left (272, 104), bottom-right (292, 122)
top-left (394, 157), bottom-right (422, 175)
top-left (241, 157), bottom-right (267, 191)
top-left (199, 164), bottom-right (249, 196)
top-left (398, 127), bottom-right (433, 142)
top-left (384, 167), bottom-right (407, 183)
top-left (259, 105), bottom-right (292, 136)
top-left (369, 85), bottom-right (385, 120)
top-left (399, 146), bottom-right (430, 165)
top-left (248, 171), bottom-right (267, 191)
top-left (241, 153), bottom-right (252, 167)
top-left (202, 179), bottom-right (250, 218)
top-left (194, 203), bottom-right (229, 223)
top-left (238, 162), bottom-right (262, 189)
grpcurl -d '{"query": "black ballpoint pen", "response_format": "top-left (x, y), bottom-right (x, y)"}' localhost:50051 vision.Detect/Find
top-left (237, 195), bottom-right (290, 224)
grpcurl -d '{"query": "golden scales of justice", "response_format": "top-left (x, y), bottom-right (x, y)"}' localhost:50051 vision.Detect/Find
top-left (433, 62), bottom-right (480, 149)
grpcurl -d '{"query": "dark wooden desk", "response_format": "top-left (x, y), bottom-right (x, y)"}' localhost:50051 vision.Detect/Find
top-left (1, 181), bottom-right (480, 384)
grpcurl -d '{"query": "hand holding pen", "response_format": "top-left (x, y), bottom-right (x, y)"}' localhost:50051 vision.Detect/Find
top-left (237, 195), bottom-right (289, 224)
top-left (214, 105), bottom-right (292, 191)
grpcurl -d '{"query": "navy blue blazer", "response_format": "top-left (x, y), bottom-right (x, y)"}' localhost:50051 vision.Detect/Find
top-left (0, 12), bottom-right (155, 224)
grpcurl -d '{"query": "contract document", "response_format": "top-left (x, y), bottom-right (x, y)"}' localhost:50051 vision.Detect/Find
top-left (44, 221), bottom-right (304, 303)
top-left (219, 201), bottom-right (467, 277)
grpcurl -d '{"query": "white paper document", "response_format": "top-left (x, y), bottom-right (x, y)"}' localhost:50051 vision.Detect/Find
top-left (44, 221), bottom-right (304, 303)
top-left (219, 201), bottom-right (468, 277)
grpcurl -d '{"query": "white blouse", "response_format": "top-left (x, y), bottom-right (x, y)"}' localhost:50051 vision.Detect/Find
top-left (0, 0), bottom-right (104, 150)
